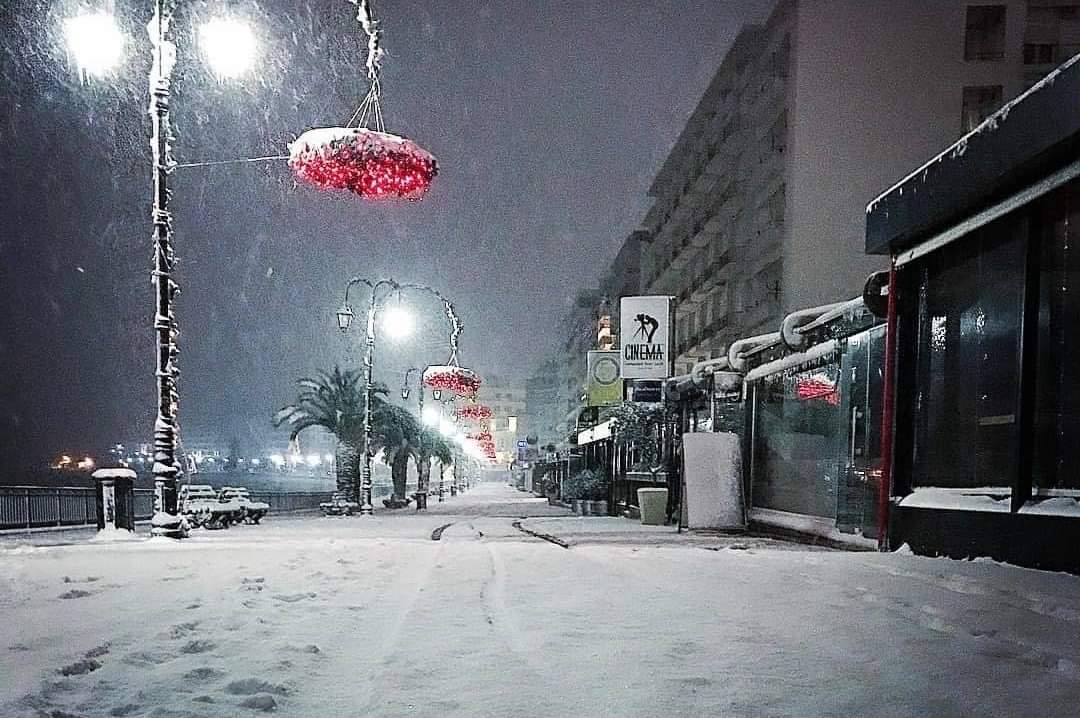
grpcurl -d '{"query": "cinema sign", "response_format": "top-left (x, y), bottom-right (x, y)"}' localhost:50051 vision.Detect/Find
top-left (619, 296), bottom-right (674, 380)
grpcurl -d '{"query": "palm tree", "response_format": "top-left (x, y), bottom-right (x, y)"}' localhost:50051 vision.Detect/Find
top-left (273, 367), bottom-right (372, 499)
top-left (414, 427), bottom-right (453, 508)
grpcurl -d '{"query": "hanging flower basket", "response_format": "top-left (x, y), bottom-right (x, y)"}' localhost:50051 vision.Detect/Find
top-left (288, 127), bottom-right (438, 201)
top-left (422, 365), bottom-right (480, 398)
top-left (455, 404), bottom-right (492, 422)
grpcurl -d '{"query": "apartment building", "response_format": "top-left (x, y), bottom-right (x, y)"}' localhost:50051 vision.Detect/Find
top-left (474, 376), bottom-right (526, 465)
top-left (640, 0), bottom-right (1080, 376)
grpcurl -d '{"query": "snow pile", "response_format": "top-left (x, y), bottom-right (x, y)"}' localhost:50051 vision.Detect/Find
top-left (2, 483), bottom-right (1080, 717)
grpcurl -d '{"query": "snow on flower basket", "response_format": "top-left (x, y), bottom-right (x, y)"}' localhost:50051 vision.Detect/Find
top-left (288, 127), bottom-right (438, 200)
top-left (423, 365), bottom-right (480, 399)
top-left (454, 404), bottom-right (492, 422)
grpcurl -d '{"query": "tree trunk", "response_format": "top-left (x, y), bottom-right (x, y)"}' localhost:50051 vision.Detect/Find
top-left (335, 440), bottom-right (360, 498)
top-left (391, 448), bottom-right (410, 500)
top-left (417, 449), bottom-right (431, 495)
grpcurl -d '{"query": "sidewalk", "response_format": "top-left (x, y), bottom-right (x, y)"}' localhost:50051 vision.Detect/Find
top-left (518, 514), bottom-right (837, 551)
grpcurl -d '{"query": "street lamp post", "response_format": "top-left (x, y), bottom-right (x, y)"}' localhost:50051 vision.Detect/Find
top-left (65, 2), bottom-right (256, 538)
top-left (338, 278), bottom-right (463, 514)
top-left (147, 0), bottom-right (183, 537)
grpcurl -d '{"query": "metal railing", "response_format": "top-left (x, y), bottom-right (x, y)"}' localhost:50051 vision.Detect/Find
top-left (0, 486), bottom-right (335, 531)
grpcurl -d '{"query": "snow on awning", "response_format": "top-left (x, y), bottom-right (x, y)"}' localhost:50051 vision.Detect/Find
top-left (577, 419), bottom-right (614, 446)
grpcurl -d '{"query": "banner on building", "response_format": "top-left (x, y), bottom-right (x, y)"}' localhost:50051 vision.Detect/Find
top-left (620, 296), bottom-right (674, 379)
top-left (587, 350), bottom-right (623, 406)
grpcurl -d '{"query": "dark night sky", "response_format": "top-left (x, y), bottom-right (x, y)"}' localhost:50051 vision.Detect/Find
top-left (0, 0), bottom-right (772, 468)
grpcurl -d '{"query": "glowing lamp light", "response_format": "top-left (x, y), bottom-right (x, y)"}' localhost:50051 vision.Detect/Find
top-left (381, 306), bottom-right (413, 341)
top-left (422, 407), bottom-right (440, 426)
top-left (439, 420), bottom-right (455, 437)
top-left (199, 18), bottom-right (256, 80)
top-left (269, 454), bottom-right (285, 467)
top-left (64, 12), bottom-right (125, 78)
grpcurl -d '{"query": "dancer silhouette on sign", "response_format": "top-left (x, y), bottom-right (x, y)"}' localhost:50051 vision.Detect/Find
top-left (633, 313), bottom-right (659, 343)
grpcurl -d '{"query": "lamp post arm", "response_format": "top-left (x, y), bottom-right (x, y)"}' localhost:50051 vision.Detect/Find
top-left (396, 283), bottom-right (464, 366)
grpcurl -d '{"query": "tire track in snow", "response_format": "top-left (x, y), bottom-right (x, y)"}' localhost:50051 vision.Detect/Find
top-left (480, 537), bottom-right (553, 677)
top-left (353, 537), bottom-right (444, 716)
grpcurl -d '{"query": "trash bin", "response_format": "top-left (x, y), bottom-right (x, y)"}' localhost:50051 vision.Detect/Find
top-left (93, 468), bottom-right (137, 532)
top-left (637, 488), bottom-right (668, 526)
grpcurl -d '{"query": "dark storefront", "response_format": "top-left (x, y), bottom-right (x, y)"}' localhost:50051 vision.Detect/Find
top-left (868, 55), bottom-right (1080, 572)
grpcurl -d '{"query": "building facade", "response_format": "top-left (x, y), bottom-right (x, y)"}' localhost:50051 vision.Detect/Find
top-left (639, 0), bottom-right (1080, 377)
top-left (475, 376), bottom-right (526, 466)
top-left (868, 50), bottom-right (1080, 572)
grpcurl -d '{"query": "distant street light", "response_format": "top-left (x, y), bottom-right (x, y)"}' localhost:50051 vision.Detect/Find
top-left (199, 18), bottom-right (256, 80)
top-left (337, 277), bottom-right (463, 514)
top-left (64, 12), bottom-right (125, 78)
top-left (63, 1), bottom-right (257, 539)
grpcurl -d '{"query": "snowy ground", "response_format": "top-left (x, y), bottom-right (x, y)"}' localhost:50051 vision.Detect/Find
top-left (2, 484), bottom-right (1080, 717)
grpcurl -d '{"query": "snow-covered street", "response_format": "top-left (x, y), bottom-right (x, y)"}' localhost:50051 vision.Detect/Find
top-left (3, 483), bottom-right (1080, 718)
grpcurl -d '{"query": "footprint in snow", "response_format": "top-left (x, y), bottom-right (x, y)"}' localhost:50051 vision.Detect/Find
top-left (59, 658), bottom-right (102, 676)
top-left (179, 639), bottom-right (216, 654)
top-left (166, 622), bottom-right (199, 639)
top-left (183, 667), bottom-right (226, 682)
top-left (224, 678), bottom-right (290, 696)
top-left (59, 589), bottom-right (93, 600)
top-left (108, 703), bottom-right (142, 717)
top-left (85, 644), bottom-right (110, 659)
top-left (62, 576), bottom-right (100, 584)
top-left (272, 592), bottom-right (317, 603)
top-left (122, 650), bottom-right (175, 666)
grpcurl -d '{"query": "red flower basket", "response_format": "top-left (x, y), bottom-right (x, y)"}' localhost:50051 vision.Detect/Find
top-left (289, 127), bottom-right (438, 200)
top-left (422, 366), bottom-right (480, 399)
top-left (455, 405), bottom-right (492, 422)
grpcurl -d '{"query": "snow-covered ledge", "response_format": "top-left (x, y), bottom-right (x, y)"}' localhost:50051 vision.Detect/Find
top-left (899, 488), bottom-right (1080, 518)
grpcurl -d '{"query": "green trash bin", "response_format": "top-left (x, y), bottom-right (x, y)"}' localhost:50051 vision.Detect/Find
top-left (637, 487), bottom-right (668, 526)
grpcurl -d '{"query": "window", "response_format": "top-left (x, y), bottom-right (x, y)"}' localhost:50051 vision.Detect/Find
top-left (961, 85), bottom-right (1003, 132)
top-left (507, 416), bottom-right (517, 433)
top-left (912, 213), bottom-right (1026, 491)
top-left (1032, 182), bottom-right (1080, 490)
top-left (752, 365), bottom-right (844, 518)
top-left (964, 5), bottom-right (1006, 61)
top-left (1023, 43), bottom-right (1055, 65)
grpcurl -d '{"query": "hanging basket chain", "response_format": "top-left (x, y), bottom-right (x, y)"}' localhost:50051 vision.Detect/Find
top-left (347, 0), bottom-right (385, 131)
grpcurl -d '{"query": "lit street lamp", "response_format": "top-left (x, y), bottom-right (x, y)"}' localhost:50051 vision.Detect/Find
top-left (337, 278), bottom-right (463, 514)
top-left (64, 3), bottom-right (257, 538)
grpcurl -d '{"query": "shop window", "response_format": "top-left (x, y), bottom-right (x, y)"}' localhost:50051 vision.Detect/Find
top-left (751, 365), bottom-right (844, 518)
top-left (964, 5), bottom-right (1006, 61)
top-left (1032, 181), bottom-right (1080, 490)
top-left (961, 85), bottom-right (1003, 132)
top-left (912, 214), bottom-right (1026, 491)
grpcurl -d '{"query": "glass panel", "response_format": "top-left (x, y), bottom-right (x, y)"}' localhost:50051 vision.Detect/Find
top-left (837, 326), bottom-right (885, 538)
top-left (752, 362), bottom-right (844, 518)
top-left (913, 215), bottom-right (1025, 491)
top-left (1033, 180), bottom-right (1080, 491)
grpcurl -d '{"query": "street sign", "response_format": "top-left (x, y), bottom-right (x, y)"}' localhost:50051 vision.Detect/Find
top-left (587, 350), bottom-right (623, 406)
top-left (620, 296), bottom-right (674, 379)
top-left (626, 379), bottom-right (663, 403)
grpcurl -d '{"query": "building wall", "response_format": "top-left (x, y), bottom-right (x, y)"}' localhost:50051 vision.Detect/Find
top-left (640, 16), bottom-right (789, 376)
top-left (635, 0), bottom-right (1079, 372)
top-left (783, 0), bottom-right (1035, 311)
